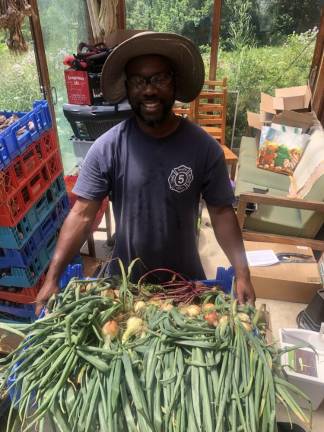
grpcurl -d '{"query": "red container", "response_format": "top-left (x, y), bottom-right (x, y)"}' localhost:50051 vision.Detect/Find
top-left (0, 150), bottom-right (63, 226)
top-left (0, 275), bottom-right (45, 304)
top-left (64, 69), bottom-right (92, 105)
top-left (0, 129), bottom-right (59, 198)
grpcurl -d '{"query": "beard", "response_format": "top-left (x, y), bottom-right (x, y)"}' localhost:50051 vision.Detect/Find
top-left (127, 94), bottom-right (175, 128)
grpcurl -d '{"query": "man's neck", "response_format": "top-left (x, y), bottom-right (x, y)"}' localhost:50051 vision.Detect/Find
top-left (135, 112), bottom-right (181, 138)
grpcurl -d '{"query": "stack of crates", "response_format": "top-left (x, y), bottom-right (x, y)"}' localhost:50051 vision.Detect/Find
top-left (0, 101), bottom-right (70, 321)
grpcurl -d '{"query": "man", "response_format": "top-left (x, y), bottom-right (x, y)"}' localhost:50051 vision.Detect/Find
top-left (36, 32), bottom-right (255, 314)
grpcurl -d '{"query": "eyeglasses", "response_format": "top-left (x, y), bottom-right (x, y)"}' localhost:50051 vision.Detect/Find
top-left (126, 72), bottom-right (174, 91)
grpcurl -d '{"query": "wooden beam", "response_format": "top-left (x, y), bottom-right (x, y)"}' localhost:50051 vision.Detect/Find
top-left (28, 0), bottom-right (57, 134)
top-left (242, 231), bottom-right (324, 252)
top-left (85, 0), bottom-right (95, 44)
top-left (310, 7), bottom-right (324, 126)
top-left (312, 51), bottom-right (324, 125)
top-left (117, 0), bottom-right (126, 30)
top-left (209, 0), bottom-right (222, 80)
top-left (309, 6), bottom-right (324, 86)
top-left (238, 193), bottom-right (324, 213)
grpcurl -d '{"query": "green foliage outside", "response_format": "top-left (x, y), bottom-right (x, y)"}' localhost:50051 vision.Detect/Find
top-left (0, 30), bottom-right (41, 112)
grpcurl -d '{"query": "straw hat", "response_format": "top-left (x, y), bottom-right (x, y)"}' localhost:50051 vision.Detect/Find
top-left (100, 31), bottom-right (205, 104)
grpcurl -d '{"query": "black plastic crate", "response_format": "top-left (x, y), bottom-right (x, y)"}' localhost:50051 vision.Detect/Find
top-left (63, 102), bottom-right (132, 140)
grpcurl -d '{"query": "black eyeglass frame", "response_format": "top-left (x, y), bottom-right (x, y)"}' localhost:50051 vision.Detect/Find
top-left (125, 71), bottom-right (174, 91)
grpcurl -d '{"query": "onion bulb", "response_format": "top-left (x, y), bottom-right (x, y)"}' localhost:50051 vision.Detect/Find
top-left (219, 315), bottom-right (229, 326)
top-left (148, 298), bottom-right (162, 307)
top-left (102, 320), bottom-right (119, 345)
top-left (204, 310), bottom-right (218, 327)
top-left (186, 305), bottom-right (201, 317)
top-left (241, 321), bottom-right (252, 332)
top-left (100, 288), bottom-right (115, 298)
top-left (202, 303), bottom-right (215, 312)
top-left (237, 313), bottom-right (251, 323)
top-left (160, 303), bottom-right (173, 312)
top-left (134, 301), bottom-right (146, 313)
top-left (122, 317), bottom-right (144, 343)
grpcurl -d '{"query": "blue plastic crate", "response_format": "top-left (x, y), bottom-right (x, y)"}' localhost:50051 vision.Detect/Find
top-left (0, 303), bottom-right (36, 320)
top-left (0, 176), bottom-right (67, 249)
top-left (0, 234), bottom-right (58, 288)
top-left (32, 100), bottom-right (52, 132)
top-left (200, 266), bottom-right (235, 294)
top-left (0, 209), bottom-right (66, 269)
top-left (59, 262), bottom-right (84, 289)
top-left (0, 100), bottom-right (52, 169)
top-left (0, 263), bottom-right (83, 332)
top-left (0, 195), bottom-right (68, 266)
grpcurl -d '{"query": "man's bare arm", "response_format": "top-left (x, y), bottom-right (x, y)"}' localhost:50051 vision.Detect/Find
top-left (206, 204), bottom-right (255, 304)
top-left (35, 197), bottom-right (102, 313)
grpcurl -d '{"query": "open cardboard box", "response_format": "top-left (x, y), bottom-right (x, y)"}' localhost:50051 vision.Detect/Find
top-left (272, 110), bottom-right (316, 132)
top-left (273, 85), bottom-right (312, 111)
top-left (244, 241), bottom-right (322, 303)
top-left (247, 84), bottom-right (312, 130)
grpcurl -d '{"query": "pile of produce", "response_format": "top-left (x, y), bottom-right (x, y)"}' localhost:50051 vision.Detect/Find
top-left (0, 262), bottom-right (312, 432)
top-left (0, 114), bottom-right (35, 135)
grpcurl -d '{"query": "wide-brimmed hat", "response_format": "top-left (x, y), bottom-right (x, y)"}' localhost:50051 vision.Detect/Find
top-left (100, 31), bottom-right (205, 104)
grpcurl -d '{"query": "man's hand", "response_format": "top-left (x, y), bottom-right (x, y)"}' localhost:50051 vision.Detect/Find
top-left (236, 276), bottom-right (255, 305)
top-left (35, 280), bottom-right (59, 316)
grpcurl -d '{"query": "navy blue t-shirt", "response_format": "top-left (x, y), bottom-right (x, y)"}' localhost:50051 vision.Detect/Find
top-left (73, 116), bottom-right (234, 281)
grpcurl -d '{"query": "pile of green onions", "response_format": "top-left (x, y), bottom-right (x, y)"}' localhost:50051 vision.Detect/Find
top-left (0, 265), bottom-right (312, 432)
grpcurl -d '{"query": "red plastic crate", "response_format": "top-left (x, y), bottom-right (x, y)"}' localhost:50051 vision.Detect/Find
top-left (0, 130), bottom-right (59, 198)
top-left (0, 150), bottom-right (63, 226)
top-left (39, 129), bottom-right (58, 156)
top-left (0, 275), bottom-right (45, 304)
top-left (64, 174), bottom-right (108, 231)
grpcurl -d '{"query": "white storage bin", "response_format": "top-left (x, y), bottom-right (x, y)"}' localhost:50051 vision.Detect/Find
top-left (72, 138), bottom-right (93, 163)
top-left (279, 328), bottom-right (324, 410)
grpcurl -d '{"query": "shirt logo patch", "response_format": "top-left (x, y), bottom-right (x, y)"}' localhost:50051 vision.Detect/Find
top-left (168, 165), bottom-right (193, 193)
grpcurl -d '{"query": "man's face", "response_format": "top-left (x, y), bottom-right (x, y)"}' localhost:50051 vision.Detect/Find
top-left (125, 55), bottom-right (176, 128)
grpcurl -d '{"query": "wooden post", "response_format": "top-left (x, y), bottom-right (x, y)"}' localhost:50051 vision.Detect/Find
top-left (209, 0), bottom-right (222, 80)
top-left (309, 6), bottom-right (324, 87)
top-left (309, 7), bottom-right (324, 126)
top-left (28, 0), bottom-right (58, 133)
top-left (117, 0), bottom-right (126, 30)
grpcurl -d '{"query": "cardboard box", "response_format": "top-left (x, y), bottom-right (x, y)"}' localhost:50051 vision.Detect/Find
top-left (272, 110), bottom-right (315, 132)
top-left (260, 92), bottom-right (277, 114)
top-left (273, 85), bottom-right (311, 111)
top-left (244, 241), bottom-right (322, 303)
top-left (247, 111), bottom-right (262, 129)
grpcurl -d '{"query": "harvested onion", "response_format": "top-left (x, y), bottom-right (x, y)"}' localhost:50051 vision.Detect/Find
top-left (122, 317), bottom-right (144, 343)
top-left (186, 305), bottom-right (201, 317)
top-left (134, 301), bottom-right (146, 313)
top-left (160, 303), bottom-right (173, 312)
top-left (204, 311), bottom-right (218, 327)
top-left (202, 303), bottom-right (215, 312)
top-left (237, 313), bottom-right (251, 323)
top-left (102, 320), bottom-right (119, 345)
